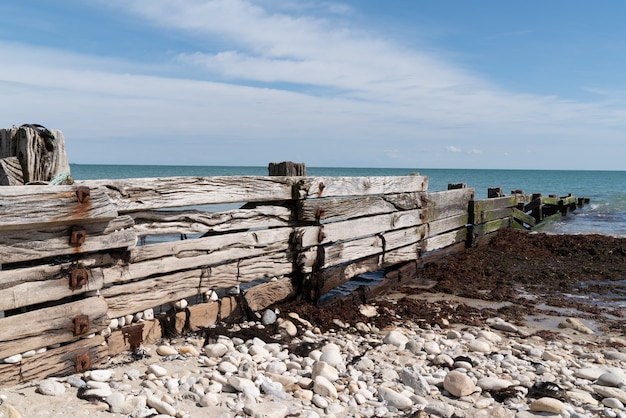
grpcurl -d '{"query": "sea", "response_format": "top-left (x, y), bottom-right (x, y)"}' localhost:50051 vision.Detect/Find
top-left (71, 164), bottom-right (626, 238)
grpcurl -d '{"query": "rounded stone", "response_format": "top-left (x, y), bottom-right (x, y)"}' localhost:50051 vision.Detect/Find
top-left (602, 397), bottom-right (625, 409)
top-left (468, 340), bottom-right (491, 353)
top-left (89, 369), bottom-right (113, 382)
top-left (383, 330), bottom-right (409, 348)
top-left (530, 397), bottom-right (566, 414)
top-left (38, 379), bottom-right (66, 396)
top-left (262, 309), bottom-right (277, 325)
top-left (597, 372), bottom-right (624, 387)
top-left (443, 370), bottom-right (475, 398)
top-left (313, 376), bottom-right (337, 399)
top-left (378, 387), bottom-right (413, 410)
top-left (156, 345), bottom-right (178, 356)
top-left (204, 343), bottom-right (229, 358)
top-left (147, 364), bottom-right (167, 377)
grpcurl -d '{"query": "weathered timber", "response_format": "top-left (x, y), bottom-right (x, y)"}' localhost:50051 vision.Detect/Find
top-left (427, 213), bottom-right (469, 237)
top-left (106, 319), bottom-right (163, 356)
top-left (0, 266), bottom-right (104, 311)
top-left (382, 225), bottom-right (427, 251)
top-left (0, 157), bottom-right (23, 185)
top-left (426, 188), bottom-right (475, 222)
top-left (109, 228), bottom-right (292, 283)
top-left (421, 241), bottom-right (466, 264)
top-left (20, 335), bottom-right (108, 383)
top-left (268, 161), bottom-right (306, 176)
top-left (243, 277), bottom-right (296, 311)
top-left (131, 205), bottom-right (293, 236)
top-left (475, 207), bottom-right (514, 224)
top-left (317, 255), bottom-right (382, 297)
top-left (471, 218), bottom-right (512, 238)
top-left (0, 185), bottom-right (117, 231)
top-left (470, 195), bottom-right (520, 224)
top-left (512, 207), bottom-right (537, 227)
top-left (321, 235), bottom-right (383, 269)
top-left (383, 244), bottom-right (420, 267)
top-left (296, 209), bottom-right (426, 248)
top-left (0, 215), bottom-right (136, 264)
top-left (423, 228), bottom-right (468, 253)
top-left (0, 127), bottom-right (70, 184)
top-left (0, 296), bottom-right (109, 359)
top-left (78, 176), bottom-right (296, 211)
top-left (298, 193), bottom-right (425, 223)
top-left (295, 175), bottom-right (428, 199)
top-left (0, 362), bottom-right (21, 387)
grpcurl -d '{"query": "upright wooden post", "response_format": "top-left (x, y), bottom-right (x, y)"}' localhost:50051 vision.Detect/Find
top-left (488, 187), bottom-right (503, 198)
top-left (268, 161), bottom-right (306, 176)
top-left (448, 183), bottom-right (466, 190)
top-left (0, 126), bottom-right (71, 185)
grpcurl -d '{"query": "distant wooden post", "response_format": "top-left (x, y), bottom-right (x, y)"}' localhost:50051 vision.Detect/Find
top-left (447, 183), bottom-right (466, 190)
top-left (0, 126), bottom-right (71, 185)
top-left (268, 161), bottom-right (306, 176)
top-left (488, 187), bottom-right (503, 198)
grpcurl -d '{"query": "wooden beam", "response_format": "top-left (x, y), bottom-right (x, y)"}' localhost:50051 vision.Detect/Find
top-left (0, 157), bottom-right (23, 185)
top-left (0, 215), bottom-right (136, 264)
top-left (298, 192), bottom-right (425, 223)
top-left (295, 175), bottom-right (428, 199)
top-left (131, 205), bottom-right (293, 237)
top-left (512, 207), bottom-right (537, 227)
top-left (423, 228), bottom-right (468, 253)
top-left (243, 277), bottom-right (297, 311)
top-left (0, 296), bottom-right (109, 359)
top-left (79, 176), bottom-right (296, 212)
top-left (0, 186), bottom-right (118, 231)
top-left (426, 188), bottom-right (474, 222)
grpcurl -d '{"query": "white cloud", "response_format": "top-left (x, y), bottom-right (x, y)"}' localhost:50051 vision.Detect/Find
top-left (1, 1), bottom-right (626, 168)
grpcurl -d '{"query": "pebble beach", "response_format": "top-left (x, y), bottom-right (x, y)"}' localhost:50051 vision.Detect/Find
top-left (1, 302), bottom-right (625, 418)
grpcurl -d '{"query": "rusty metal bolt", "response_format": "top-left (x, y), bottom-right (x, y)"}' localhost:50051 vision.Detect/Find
top-left (73, 315), bottom-right (90, 336)
top-left (69, 226), bottom-right (87, 246)
top-left (69, 268), bottom-right (89, 289)
top-left (75, 352), bottom-right (91, 372)
top-left (75, 186), bottom-right (91, 203)
top-left (317, 182), bottom-right (326, 198)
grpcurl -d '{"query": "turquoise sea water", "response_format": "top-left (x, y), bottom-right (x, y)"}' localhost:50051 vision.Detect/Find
top-left (71, 164), bottom-right (626, 237)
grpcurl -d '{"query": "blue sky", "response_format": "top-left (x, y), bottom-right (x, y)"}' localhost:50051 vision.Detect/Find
top-left (1, 1), bottom-right (625, 169)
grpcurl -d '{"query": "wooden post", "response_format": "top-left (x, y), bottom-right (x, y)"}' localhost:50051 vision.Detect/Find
top-left (268, 161), bottom-right (306, 176)
top-left (488, 187), bottom-right (503, 198)
top-left (0, 126), bottom-right (71, 185)
top-left (447, 183), bottom-right (466, 190)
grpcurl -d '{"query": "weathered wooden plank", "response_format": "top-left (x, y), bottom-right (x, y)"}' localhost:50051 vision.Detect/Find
top-left (427, 213), bottom-right (469, 237)
top-left (297, 209), bottom-right (425, 248)
top-left (244, 277), bottom-right (296, 311)
top-left (472, 218), bottom-right (512, 237)
top-left (423, 228), bottom-right (468, 253)
top-left (512, 207), bottom-right (536, 227)
top-left (477, 207), bottom-right (513, 224)
top-left (318, 255), bottom-right (382, 296)
top-left (0, 186), bottom-right (118, 231)
top-left (106, 319), bottom-right (162, 356)
top-left (321, 235), bottom-right (383, 269)
top-left (0, 253), bottom-right (119, 289)
top-left (0, 267), bottom-right (104, 311)
top-left (0, 215), bottom-right (136, 264)
top-left (298, 192), bottom-right (425, 223)
top-left (131, 205), bottom-right (293, 236)
top-left (382, 225), bottom-right (427, 251)
top-left (0, 156), bottom-right (23, 185)
top-left (383, 243), bottom-right (420, 267)
top-left (471, 195), bottom-right (519, 217)
top-left (295, 175), bottom-right (428, 199)
top-left (0, 296), bottom-right (109, 359)
top-left (104, 228), bottom-right (292, 284)
top-left (426, 188), bottom-right (474, 222)
top-left (20, 335), bottom-right (108, 383)
top-left (0, 361), bottom-right (21, 387)
top-left (78, 176), bottom-right (296, 212)
top-left (421, 241), bottom-right (466, 263)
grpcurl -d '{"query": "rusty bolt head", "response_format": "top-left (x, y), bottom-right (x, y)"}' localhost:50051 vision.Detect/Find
top-left (70, 268), bottom-right (89, 289)
top-left (69, 226), bottom-right (87, 246)
top-left (73, 315), bottom-right (90, 336)
top-left (75, 186), bottom-right (91, 203)
top-left (75, 352), bottom-right (91, 372)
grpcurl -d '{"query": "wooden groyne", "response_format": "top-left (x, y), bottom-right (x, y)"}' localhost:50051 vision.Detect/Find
top-left (0, 129), bottom-right (589, 387)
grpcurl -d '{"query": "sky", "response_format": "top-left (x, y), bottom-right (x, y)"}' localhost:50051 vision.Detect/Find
top-left (0, 1), bottom-right (625, 170)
